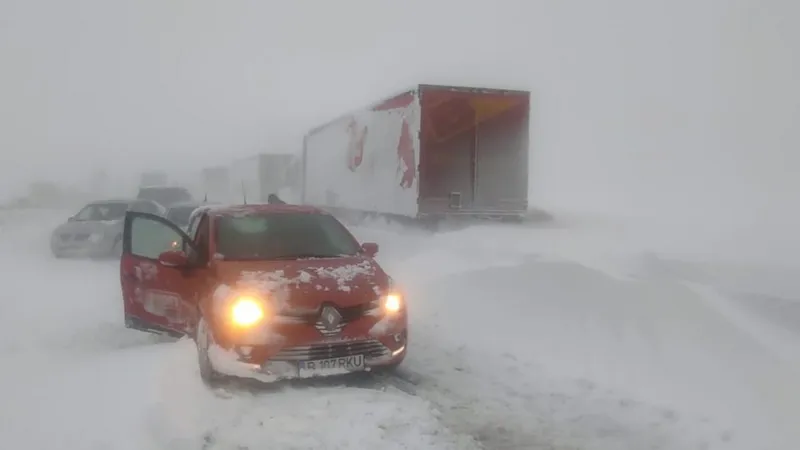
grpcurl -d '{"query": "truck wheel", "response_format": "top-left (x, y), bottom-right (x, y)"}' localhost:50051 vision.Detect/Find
top-left (196, 317), bottom-right (223, 385)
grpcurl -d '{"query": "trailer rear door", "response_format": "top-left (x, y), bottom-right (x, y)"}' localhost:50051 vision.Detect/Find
top-left (418, 85), bottom-right (529, 217)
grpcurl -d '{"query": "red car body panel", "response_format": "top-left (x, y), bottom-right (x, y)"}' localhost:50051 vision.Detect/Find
top-left (120, 254), bottom-right (198, 337)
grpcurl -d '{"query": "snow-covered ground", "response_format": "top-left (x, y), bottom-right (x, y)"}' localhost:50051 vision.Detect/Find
top-left (2, 209), bottom-right (800, 449)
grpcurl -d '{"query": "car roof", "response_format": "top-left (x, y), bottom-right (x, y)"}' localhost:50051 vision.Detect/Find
top-left (203, 203), bottom-right (326, 217)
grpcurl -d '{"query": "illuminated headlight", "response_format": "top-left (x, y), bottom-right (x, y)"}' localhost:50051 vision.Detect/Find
top-left (371, 291), bottom-right (404, 314)
top-left (230, 295), bottom-right (267, 327)
top-left (371, 278), bottom-right (405, 314)
top-left (384, 293), bottom-right (403, 313)
top-left (88, 233), bottom-right (103, 243)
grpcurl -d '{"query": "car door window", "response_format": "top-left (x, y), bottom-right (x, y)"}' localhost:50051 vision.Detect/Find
top-left (186, 212), bottom-right (202, 239)
top-left (130, 215), bottom-right (184, 260)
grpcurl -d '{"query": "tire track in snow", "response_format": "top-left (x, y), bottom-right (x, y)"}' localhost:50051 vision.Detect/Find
top-left (145, 340), bottom-right (482, 450)
top-left (343, 227), bottom-right (738, 449)
top-left (681, 283), bottom-right (800, 448)
top-left (389, 332), bottom-right (723, 450)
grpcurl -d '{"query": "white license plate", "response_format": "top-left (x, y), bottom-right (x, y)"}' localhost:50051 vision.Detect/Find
top-left (298, 354), bottom-right (365, 376)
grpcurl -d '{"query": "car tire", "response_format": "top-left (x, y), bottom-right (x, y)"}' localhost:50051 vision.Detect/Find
top-left (196, 317), bottom-right (223, 385)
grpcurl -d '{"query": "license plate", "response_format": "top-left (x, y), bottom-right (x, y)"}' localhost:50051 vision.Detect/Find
top-left (298, 354), bottom-right (365, 377)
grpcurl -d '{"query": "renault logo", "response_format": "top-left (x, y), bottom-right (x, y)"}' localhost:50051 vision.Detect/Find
top-left (320, 305), bottom-right (342, 331)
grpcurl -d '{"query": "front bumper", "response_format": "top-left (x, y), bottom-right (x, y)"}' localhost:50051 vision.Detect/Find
top-left (208, 313), bottom-right (407, 383)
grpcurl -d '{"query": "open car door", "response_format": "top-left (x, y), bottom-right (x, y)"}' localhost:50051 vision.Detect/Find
top-left (120, 211), bottom-right (198, 338)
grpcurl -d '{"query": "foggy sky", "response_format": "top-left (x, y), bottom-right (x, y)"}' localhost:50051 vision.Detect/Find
top-left (1, 0), bottom-right (798, 223)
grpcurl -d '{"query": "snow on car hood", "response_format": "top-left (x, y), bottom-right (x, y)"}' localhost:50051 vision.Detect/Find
top-left (212, 257), bottom-right (389, 313)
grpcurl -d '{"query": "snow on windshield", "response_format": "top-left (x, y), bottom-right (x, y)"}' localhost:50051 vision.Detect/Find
top-left (215, 213), bottom-right (361, 260)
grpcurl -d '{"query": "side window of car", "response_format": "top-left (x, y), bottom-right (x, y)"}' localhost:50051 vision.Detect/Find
top-left (194, 216), bottom-right (210, 261)
top-left (186, 212), bottom-right (202, 239)
top-left (184, 214), bottom-right (209, 264)
top-left (130, 216), bottom-right (183, 260)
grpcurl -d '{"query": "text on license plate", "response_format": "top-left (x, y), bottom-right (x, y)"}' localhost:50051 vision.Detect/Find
top-left (298, 354), bottom-right (365, 374)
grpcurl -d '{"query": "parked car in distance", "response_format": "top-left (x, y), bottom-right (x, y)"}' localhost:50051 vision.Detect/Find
top-left (50, 198), bottom-right (165, 258)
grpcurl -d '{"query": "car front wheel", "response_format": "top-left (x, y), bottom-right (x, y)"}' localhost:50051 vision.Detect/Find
top-left (195, 317), bottom-right (223, 385)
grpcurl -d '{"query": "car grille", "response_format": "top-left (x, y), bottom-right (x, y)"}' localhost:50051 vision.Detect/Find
top-left (315, 324), bottom-right (341, 337)
top-left (271, 339), bottom-right (389, 361)
top-left (315, 318), bottom-right (349, 337)
top-left (73, 233), bottom-right (90, 241)
top-left (304, 302), bottom-right (377, 337)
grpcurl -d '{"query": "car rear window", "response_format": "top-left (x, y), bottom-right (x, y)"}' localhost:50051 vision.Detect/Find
top-left (215, 213), bottom-right (361, 260)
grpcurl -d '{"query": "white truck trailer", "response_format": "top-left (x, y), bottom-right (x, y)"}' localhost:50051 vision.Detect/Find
top-left (301, 84), bottom-right (530, 223)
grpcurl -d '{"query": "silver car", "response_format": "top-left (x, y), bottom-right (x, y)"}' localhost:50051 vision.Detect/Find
top-left (50, 199), bottom-right (166, 258)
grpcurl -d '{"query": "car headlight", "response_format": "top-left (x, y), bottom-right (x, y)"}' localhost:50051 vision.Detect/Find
top-left (230, 295), bottom-right (267, 327)
top-left (370, 291), bottom-right (404, 314)
top-left (383, 293), bottom-right (403, 313)
top-left (88, 233), bottom-right (103, 243)
top-left (371, 278), bottom-right (405, 314)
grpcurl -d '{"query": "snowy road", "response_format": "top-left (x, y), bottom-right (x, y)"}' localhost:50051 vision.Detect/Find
top-left (2, 210), bottom-right (800, 449)
top-left (0, 212), bottom-right (474, 449)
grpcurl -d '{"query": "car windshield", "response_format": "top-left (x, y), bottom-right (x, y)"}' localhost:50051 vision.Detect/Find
top-left (215, 213), bottom-right (361, 260)
top-left (137, 187), bottom-right (192, 206)
top-left (74, 202), bottom-right (128, 221)
top-left (166, 206), bottom-right (197, 226)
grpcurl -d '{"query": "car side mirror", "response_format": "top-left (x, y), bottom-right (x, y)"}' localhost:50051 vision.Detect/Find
top-left (158, 249), bottom-right (189, 267)
top-left (361, 242), bottom-right (379, 257)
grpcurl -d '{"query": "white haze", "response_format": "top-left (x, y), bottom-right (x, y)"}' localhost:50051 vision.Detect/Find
top-left (2, 0), bottom-right (799, 238)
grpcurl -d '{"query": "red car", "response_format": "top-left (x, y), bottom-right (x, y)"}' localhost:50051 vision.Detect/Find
top-left (119, 204), bottom-right (407, 384)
